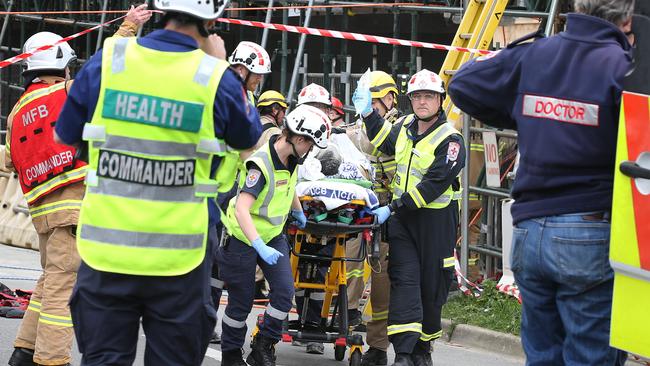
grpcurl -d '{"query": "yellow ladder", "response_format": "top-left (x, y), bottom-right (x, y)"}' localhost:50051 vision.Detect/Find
top-left (439, 0), bottom-right (509, 125)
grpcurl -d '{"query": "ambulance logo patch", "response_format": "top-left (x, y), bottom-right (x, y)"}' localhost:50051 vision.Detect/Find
top-left (246, 169), bottom-right (262, 188)
top-left (447, 142), bottom-right (460, 162)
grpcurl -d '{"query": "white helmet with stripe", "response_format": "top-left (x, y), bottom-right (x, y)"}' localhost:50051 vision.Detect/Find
top-left (154, 0), bottom-right (229, 20)
top-left (285, 105), bottom-right (331, 149)
top-left (406, 69), bottom-right (445, 95)
top-left (23, 32), bottom-right (76, 74)
top-left (297, 83), bottom-right (331, 106)
top-left (228, 41), bottom-right (272, 75)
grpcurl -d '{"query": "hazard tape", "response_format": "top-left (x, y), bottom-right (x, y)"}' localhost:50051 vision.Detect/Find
top-left (217, 18), bottom-right (494, 55)
top-left (1, 14), bottom-right (492, 70)
top-left (454, 249), bottom-right (483, 298)
top-left (496, 280), bottom-right (522, 303)
top-left (0, 15), bottom-right (126, 69)
top-left (0, 3), bottom-right (425, 15)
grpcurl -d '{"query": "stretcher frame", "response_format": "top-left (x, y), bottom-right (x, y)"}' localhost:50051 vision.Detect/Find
top-left (283, 196), bottom-right (380, 366)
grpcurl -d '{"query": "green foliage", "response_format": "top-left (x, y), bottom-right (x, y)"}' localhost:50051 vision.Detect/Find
top-left (441, 280), bottom-right (522, 335)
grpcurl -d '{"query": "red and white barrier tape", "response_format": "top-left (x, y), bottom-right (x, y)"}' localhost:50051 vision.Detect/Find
top-left (1, 14), bottom-right (494, 70)
top-left (0, 15), bottom-right (126, 69)
top-left (496, 280), bottom-right (522, 303)
top-left (454, 249), bottom-right (483, 298)
top-left (217, 18), bottom-right (495, 56)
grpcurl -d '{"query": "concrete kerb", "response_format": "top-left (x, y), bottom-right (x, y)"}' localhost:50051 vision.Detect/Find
top-left (441, 318), bottom-right (524, 359)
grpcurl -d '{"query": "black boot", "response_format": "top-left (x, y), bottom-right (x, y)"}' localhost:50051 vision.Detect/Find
top-left (255, 280), bottom-right (268, 300)
top-left (411, 352), bottom-right (433, 366)
top-left (8, 348), bottom-right (36, 366)
top-left (246, 334), bottom-right (277, 366)
top-left (361, 347), bottom-right (388, 366)
top-left (391, 353), bottom-right (415, 366)
top-left (221, 349), bottom-right (247, 366)
top-left (209, 331), bottom-right (221, 344)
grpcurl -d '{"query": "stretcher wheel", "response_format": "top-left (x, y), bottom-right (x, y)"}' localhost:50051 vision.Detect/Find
top-left (335, 344), bottom-right (346, 361)
top-left (349, 349), bottom-right (362, 366)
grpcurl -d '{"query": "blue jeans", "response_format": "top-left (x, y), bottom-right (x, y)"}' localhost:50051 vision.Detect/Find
top-left (512, 212), bottom-right (626, 366)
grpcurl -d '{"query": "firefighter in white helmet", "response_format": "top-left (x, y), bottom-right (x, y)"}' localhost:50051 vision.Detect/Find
top-left (229, 41), bottom-right (272, 105)
top-left (353, 69), bottom-right (465, 366)
top-left (5, 6), bottom-right (152, 366)
top-left (218, 105), bottom-right (330, 366)
top-left (297, 83), bottom-right (332, 114)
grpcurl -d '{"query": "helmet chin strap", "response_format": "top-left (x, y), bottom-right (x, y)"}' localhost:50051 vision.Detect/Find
top-left (417, 110), bottom-right (439, 123)
top-left (287, 137), bottom-right (308, 164)
top-left (243, 71), bottom-right (251, 90)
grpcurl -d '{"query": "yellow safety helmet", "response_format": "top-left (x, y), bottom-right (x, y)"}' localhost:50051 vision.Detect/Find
top-left (257, 90), bottom-right (288, 109)
top-left (369, 71), bottom-right (399, 99)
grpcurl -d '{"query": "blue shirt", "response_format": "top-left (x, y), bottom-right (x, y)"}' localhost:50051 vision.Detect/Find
top-left (56, 29), bottom-right (262, 225)
top-left (448, 14), bottom-right (633, 224)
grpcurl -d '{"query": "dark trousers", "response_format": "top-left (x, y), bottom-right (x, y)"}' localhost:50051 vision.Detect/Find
top-left (69, 227), bottom-right (218, 366)
top-left (217, 235), bottom-right (294, 352)
top-left (387, 202), bottom-right (458, 354)
top-left (210, 222), bottom-right (225, 318)
top-left (294, 241), bottom-right (334, 325)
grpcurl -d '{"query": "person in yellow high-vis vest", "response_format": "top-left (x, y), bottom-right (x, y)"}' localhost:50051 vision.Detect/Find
top-left (53, 1), bottom-right (262, 364)
top-left (344, 70), bottom-right (402, 366)
top-left (353, 69), bottom-right (464, 366)
top-left (217, 105), bottom-right (331, 366)
top-left (5, 6), bottom-right (150, 366)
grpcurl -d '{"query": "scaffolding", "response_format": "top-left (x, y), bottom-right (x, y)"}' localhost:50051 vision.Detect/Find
top-left (0, 0), bottom-right (570, 281)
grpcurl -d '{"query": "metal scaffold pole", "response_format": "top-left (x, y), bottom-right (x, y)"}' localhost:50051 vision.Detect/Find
top-left (544, 0), bottom-right (560, 36)
top-left (258, 0), bottom-right (275, 94)
top-left (460, 112), bottom-right (471, 277)
top-left (260, 0), bottom-right (275, 48)
top-left (95, 0), bottom-right (108, 51)
top-left (286, 0), bottom-right (315, 108)
top-left (0, 0), bottom-right (13, 47)
top-left (280, 8), bottom-right (288, 94)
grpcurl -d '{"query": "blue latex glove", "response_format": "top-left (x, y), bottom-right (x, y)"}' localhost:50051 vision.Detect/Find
top-left (352, 85), bottom-right (373, 116)
top-left (291, 209), bottom-right (307, 229)
top-left (372, 206), bottom-right (391, 225)
top-left (251, 237), bottom-right (283, 265)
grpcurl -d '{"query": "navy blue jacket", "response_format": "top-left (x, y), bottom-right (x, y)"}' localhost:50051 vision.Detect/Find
top-left (448, 13), bottom-right (633, 224)
top-left (56, 30), bottom-right (262, 225)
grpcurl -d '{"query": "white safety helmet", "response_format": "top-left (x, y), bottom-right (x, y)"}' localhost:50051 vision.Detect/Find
top-left (154, 0), bottom-right (229, 20)
top-left (297, 83), bottom-right (331, 106)
top-left (406, 69), bottom-right (445, 96)
top-left (285, 105), bottom-right (331, 149)
top-left (22, 32), bottom-right (76, 74)
top-left (228, 41), bottom-right (271, 74)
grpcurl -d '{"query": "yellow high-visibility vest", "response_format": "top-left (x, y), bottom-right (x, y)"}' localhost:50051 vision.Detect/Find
top-left (77, 36), bottom-right (232, 276)
top-left (223, 141), bottom-right (298, 244)
top-left (391, 114), bottom-right (462, 209)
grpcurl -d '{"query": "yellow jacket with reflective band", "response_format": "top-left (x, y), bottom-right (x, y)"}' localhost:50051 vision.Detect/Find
top-left (247, 90), bottom-right (256, 107)
top-left (223, 141), bottom-right (298, 244)
top-left (77, 36), bottom-right (232, 276)
top-left (369, 109), bottom-right (400, 195)
top-left (392, 114), bottom-right (462, 209)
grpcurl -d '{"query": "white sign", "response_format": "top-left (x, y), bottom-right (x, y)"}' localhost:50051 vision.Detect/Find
top-left (482, 131), bottom-right (500, 188)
